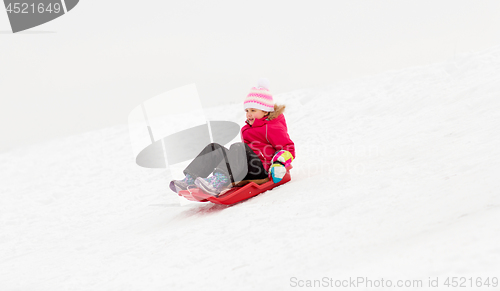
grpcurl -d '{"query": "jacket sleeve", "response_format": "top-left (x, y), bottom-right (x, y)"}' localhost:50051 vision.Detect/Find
top-left (266, 123), bottom-right (296, 159)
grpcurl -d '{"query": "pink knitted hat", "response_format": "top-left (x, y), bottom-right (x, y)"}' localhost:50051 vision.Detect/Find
top-left (244, 78), bottom-right (274, 112)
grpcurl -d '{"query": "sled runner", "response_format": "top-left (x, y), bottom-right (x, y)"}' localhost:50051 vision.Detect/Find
top-left (178, 166), bottom-right (292, 205)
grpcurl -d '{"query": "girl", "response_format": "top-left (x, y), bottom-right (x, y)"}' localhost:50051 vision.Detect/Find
top-left (170, 79), bottom-right (295, 196)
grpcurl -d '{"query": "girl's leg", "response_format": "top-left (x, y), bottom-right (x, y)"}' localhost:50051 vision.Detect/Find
top-left (183, 143), bottom-right (229, 178)
top-left (215, 142), bottom-right (267, 183)
top-left (240, 143), bottom-right (268, 181)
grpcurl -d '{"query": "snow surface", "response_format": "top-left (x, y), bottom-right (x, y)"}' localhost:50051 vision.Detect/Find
top-left (1, 46), bottom-right (500, 290)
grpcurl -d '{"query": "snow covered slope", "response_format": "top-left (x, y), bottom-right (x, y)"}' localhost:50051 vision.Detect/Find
top-left (1, 46), bottom-right (500, 290)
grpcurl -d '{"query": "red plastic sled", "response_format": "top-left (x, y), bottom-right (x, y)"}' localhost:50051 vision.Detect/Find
top-left (178, 166), bottom-right (293, 205)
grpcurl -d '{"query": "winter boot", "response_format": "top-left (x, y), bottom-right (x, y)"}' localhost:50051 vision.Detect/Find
top-left (169, 173), bottom-right (196, 193)
top-left (195, 172), bottom-right (231, 196)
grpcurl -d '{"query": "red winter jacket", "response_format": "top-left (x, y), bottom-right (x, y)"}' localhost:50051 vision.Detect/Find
top-left (241, 105), bottom-right (296, 172)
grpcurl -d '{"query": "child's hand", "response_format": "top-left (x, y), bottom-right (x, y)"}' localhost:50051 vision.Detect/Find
top-left (270, 163), bottom-right (287, 183)
top-left (271, 150), bottom-right (294, 167)
top-left (270, 150), bottom-right (293, 183)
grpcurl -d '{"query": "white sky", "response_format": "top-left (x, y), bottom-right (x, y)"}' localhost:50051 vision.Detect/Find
top-left (1, 0), bottom-right (500, 152)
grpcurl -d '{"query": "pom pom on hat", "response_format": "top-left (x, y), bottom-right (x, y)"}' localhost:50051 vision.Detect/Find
top-left (257, 78), bottom-right (270, 90)
top-left (244, 78), bottom-right (275, 112)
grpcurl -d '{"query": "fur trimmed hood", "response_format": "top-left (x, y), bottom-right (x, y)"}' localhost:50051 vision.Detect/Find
top-left (267, 104), bottom-right (286, 120)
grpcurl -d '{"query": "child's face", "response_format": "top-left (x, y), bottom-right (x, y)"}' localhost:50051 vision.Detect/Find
top-left (246, 108), bottom-right (269, 125)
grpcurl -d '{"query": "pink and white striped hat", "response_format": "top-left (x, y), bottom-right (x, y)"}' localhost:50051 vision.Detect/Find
top-left (244, 78), bottom-right (274, 112)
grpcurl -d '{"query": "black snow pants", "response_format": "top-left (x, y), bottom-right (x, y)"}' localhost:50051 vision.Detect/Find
top-left (183, 142), bottom-right (268, 183)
